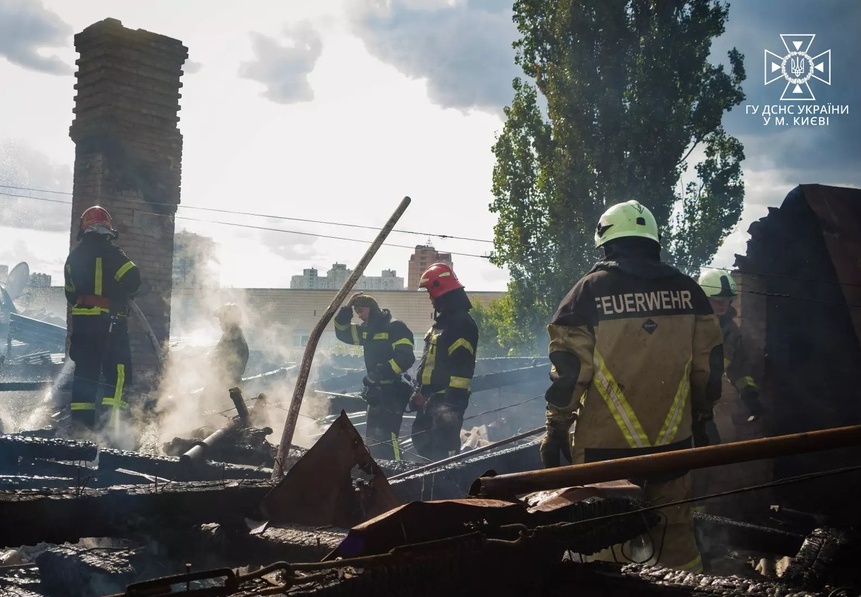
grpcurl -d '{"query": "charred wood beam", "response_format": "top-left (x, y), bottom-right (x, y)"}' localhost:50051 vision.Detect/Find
top-left (97, 448), bottom-right (272, 482)
top-left (0, 480), bottom-right (272, 548)
top-left (0, 435), bottom-right (98, 466)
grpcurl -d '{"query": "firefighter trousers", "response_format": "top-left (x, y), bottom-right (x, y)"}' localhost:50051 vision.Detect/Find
top-left (69, 320), bottom-right (132, 431)
top-left (365, 397), bottom-right (406, 461)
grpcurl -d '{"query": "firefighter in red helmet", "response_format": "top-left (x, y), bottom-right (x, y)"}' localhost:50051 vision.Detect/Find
top-left (410, 263), bottom-right (479, 460)
top-left (64, 205), bottom-right (140, 437)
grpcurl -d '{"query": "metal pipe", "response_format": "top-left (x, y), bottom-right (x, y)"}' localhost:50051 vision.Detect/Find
top-left (273, 197), bottom-right (412, 481)
top-left (179, 418), bottom-right (243, 466)
top-left (389, 427), bottom-right (544, 481)
top-left (471, 424), bottom-right (861, 498)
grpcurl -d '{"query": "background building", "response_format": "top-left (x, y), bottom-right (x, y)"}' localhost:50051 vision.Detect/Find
top-left (408, 245), bottom-right (452, 289)
top-left (291, 264), bottom-right (405, 291)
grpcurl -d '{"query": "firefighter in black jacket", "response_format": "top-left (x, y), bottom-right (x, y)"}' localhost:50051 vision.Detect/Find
top-left (334, 293), bottom-right (415, 460)
top-left (411, 263), bottom-right (479, 461)
top-left (64, 206), bottom-right (141, 434)
top-left (542, 200), bottom-right (724, 572)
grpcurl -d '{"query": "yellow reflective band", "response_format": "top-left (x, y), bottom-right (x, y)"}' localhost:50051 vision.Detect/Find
top-left (70, 402), bottom-right (96, 411)
top-left (737, 376), bottom-right (758, 391)
top-left (373, 332), bottom-right (389, 340)
top-left (95, 257), bottom-right (103, 296)
top-left (391, 432), bottom-right (401, 461)
top-left (350, 325), bottom-right (361, 344)
top-left (388, 358), bottom-right (403, 375)
top-left (72, 306), bottom-right (109, 316)
top-left (448, 338), bottom-right (475, 356)
top-left (656, 359), bottom-right (691, 446)
top-left (334, 320), bottom-right (349, 330)
top-left (421, 331), bottom-right (439, 386)
top-left (450, 376), bottom-right (470, 389)
top-left (593, 350), bottom-right (650, 449)
top-left (677, 554), bottom-right (703, 573)
top-left (392, 337), bottom-right (413, 348)
top-left (115, 261), bottom-right (135, 281)
top-left (724, 357), bottom-right (731, 368)
top-left (438, 272), bottom-right (451, 277)
top-left (102, 364), bottom-right (128, 428)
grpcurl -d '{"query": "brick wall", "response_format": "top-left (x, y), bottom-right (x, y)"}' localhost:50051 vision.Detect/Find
top-left (68, 18), bottom-right (187, 390)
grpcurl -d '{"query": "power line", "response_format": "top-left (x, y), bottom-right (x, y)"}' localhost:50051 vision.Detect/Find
top-left (0, 184), bottom-right (495, 244)
top-left (171, 213), bottom-right (493, 260)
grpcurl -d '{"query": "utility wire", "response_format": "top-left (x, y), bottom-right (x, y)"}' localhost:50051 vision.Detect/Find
top-left (0, 185), bottom-right (494, 244)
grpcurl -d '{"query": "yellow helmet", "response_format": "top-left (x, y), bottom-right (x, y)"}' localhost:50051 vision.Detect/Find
top-left (698, 269), bottom-right (738, 298)
top-left (594, 200), bottom-right (659, 248)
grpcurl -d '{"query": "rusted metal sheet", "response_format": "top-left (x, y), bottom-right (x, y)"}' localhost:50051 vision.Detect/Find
top-left (262, 411), bottom-right (399, 528)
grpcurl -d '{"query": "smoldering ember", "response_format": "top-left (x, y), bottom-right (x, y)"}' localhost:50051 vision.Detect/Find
top-left (1, 16), bottom-right (861, 597)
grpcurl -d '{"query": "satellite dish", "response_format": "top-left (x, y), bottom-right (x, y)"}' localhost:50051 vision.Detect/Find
top-left (5, 262), bottom-right (29, 301)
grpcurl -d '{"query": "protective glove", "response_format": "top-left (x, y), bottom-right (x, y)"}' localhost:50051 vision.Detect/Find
top-left (361, 375), bottom-right (382, 406)
top-left (406, 389), bottom-right (427, 413)
top-left (692, 411), bottom-right (719, 447)
top-left (740, 386), bottom-right (763, 422)
top-left (539, 419), bottom-right (574, 468)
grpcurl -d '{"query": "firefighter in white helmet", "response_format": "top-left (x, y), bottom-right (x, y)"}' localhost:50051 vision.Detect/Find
top-left (697, 269), bottom-right (763, 422)
top-left (542, 199), bottom-right (724, 573)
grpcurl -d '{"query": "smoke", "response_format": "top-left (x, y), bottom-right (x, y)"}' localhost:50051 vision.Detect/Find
top-left (150, 286), bottom-right (337, 455)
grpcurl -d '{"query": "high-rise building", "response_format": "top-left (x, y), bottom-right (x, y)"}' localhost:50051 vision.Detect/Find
top-left (408, 245), bottom-right (453, 289)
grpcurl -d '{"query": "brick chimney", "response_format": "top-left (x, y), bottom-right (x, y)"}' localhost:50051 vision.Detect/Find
top-left (68, 18), bottom-right (188, 390)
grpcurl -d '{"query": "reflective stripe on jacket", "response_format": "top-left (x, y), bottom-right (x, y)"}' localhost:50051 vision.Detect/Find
top-left (547, 257), bottom-right (723, 450)
top-left (719, 306), bottom-right (758, 393)
top-left (334, 307), bottom-right (415, 380)
top-left (65, 234), bottom-right (140, 318)
top-left (416, 309), bottom-right (478, 399)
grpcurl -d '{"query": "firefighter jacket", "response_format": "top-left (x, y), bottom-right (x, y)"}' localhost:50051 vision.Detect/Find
top-left (719, 305), bottom-right (758, 395)
top-left (546, 251), bottom-right (723, 456)
top-left (334, 307), bottom-right (416, 381)
top-left (64, 234), bottom-right (141, 332)
top-left (212, 325), bottom-right (249, 388)
top-left (416, 306), bottom-right (479, 407)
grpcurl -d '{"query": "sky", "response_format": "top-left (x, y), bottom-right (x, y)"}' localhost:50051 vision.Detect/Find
top-left (0, 0), bottom-right (859, 292)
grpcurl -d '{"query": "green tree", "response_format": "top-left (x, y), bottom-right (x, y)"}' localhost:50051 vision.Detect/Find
top-left (472, 295), bottom-right (541, 357)
top-left (490, 0), bottom-right (746, 346)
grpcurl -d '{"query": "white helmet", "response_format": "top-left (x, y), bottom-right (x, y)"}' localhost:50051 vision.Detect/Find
top-left (698, 269), bottom-right (738, 298)
top-left (594, 200), bottom-right (660, 248)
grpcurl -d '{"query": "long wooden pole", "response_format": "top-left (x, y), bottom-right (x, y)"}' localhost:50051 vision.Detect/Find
top-left (470, 424), bottom-right (861, 498)
top-left (272, 197), bottom-right (412, 480)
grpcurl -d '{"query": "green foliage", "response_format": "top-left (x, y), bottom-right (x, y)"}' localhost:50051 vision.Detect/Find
top-left (490, 0), bottom-right (746, 348)
top-left (472, 295), bottom-right (544, 357)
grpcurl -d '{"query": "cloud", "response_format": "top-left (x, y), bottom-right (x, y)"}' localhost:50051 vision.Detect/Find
top-left (0, 140), bottom-right (72, 232)
top-left (347, 0), bottom-right (519, 114)
top-left (238, 22), bottom-right (323, 104)
top-left (0, 0), bottom-right (72, 75)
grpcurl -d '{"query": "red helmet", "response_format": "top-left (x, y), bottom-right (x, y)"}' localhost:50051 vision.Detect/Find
top-left (418, 263), bottom-right (463, 300)
top-left (78, 206), bottom-right (117, 239)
